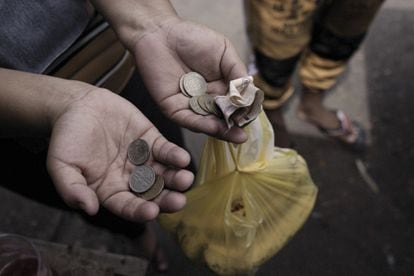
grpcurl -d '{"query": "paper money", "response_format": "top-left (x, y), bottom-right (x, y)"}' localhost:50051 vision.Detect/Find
top-left (233, 90), bottom-right (264, 127)
top-left (228, 76), bottom-right (256, 107)
top-left (215, 77), bottom-right (263, 128)
top-left (178, 73), bottom-right (262, 126)
top-left (215, 95), bottom-right (239, 128)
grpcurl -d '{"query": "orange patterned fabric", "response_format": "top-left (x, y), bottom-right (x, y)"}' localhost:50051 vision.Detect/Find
top-left (245, 0), bottom-right (317, 59)
top-left (245, 0), bottom-right (384, 95)
top-left (299, 50), bottom-right (346, 91)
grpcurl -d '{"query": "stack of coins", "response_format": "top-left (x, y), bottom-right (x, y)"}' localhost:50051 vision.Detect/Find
top-left (179, 72), bottom-right (223, 117)
top-left (127, 139), bottom-right (164, 200)
top-left (180, 72), bottom-right (264, 128)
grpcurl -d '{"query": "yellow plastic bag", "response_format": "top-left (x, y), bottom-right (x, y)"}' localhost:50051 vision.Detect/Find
top-left (159, 112), bottom-right (317, 275)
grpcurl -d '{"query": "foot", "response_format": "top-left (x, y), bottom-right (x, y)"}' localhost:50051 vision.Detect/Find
top-left (298, 89), bottom-right (367, 151)
top-left (298, 103), bottom-right (366, 152)
top-left (298, 91), bottom-right (341, 130)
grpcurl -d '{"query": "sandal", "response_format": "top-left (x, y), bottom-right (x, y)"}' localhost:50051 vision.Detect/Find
top-left (252, 74), bottom-right (295, 110)
top-left (298, 109), bottom-right (367, 152)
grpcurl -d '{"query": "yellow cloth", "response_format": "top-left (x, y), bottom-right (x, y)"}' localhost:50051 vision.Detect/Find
top-left (253, 74), bottom-right (294, 110)
top-left (245, 0), bottom-right (316, 60)
top-left (159, 112), bottom-right (317, 275)
top-left (245, 0), bottom-right (384, 92)
top-left (299, 50), bottom-right (346, 91)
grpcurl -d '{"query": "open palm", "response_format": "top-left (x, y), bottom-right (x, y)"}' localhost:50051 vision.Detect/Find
top-left (47, 89), bottom-right (193, 222)
top-left (134, 20), bottom-right (248, 143)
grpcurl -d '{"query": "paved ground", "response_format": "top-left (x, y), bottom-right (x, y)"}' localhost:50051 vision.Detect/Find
top-left (1, 0), bottom-right (414, 275)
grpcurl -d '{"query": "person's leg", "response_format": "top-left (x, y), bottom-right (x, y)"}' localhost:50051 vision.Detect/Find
top-left (252, 52), bottom-right (299, 147)
top-left (297, 0), bottom-right (385, 150)
top-left (244, 0), bottom-right (318, 147)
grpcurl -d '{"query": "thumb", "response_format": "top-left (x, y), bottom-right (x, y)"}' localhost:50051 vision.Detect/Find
top-left (47, 157), bottom-right (99, 216)
top-left (221, 37), bottom-right (248, 81)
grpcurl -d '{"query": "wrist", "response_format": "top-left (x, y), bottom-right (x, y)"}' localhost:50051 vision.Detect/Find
top-left (45, 81), bottom-right (96, 134)
top-left (90, 0), bottom-right (181, 52)
top-left (0, 69), bottom-right (95, 137)
top-left (122, 14), bottom-right (181, 52)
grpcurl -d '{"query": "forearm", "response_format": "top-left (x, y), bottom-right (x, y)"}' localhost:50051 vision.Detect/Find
top-left (90, 0), bottom-right (180, 51)
top-left (0, 68), bottom-right (91, 137)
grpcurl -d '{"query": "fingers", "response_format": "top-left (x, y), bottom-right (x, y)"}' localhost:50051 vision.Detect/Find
top-left (159, 94), bottom-right (247, 143)
top-left (163, 169), bottom-right (194, 191)
top-left (150, 163), bottom-right (194, 191)
top-left (151, 135), bottom-right (191, 168)
top-left (102, 192), bottom-right (160, 222)
top-left (48, 156), bottom-right (187, 222)
top-left (102, 190), bottom-right (186, 220)
top-left (100, 166), bottom-right (190, 221)
top-left (220, 38), bottom-right (248, 81)
top-left (142, 129), bottom-right (195, 190)
top-left (180, 111), bottom-right (247, 143)
top-left (101, 186), bottom-right (188, 220)
top-left (172, 108), bottom-right (248, 143)
top-left (220, 125), bottom-right (248, 144)
top-left (207, 80), bottom-right (228, 96)
top-left (47, 157), bottom-right (99, 216)
top-left (153, 190), bottom-right (187, 213)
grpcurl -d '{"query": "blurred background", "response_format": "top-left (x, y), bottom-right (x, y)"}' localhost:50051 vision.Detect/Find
top-left (1, 0), bottom-right (413, 275)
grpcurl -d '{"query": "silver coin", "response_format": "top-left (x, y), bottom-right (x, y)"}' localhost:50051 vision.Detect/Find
top-left (189, 96), bottom-right (209, 115)
top-left (209, 102), bottom-right (222, 117)
top-left (182, 72), bottom-right (208, 97)
top-left (179, 75), bottom-right (191, 97)
top-left (127, 139), bottom-right (150, 165)
top-left (129, 165), bottom-right (156, 193)
top-left (197, 95), bottom-right (211, 112)
top-left (138, 175), bottom-right (165, 201)
top-left (199, 94), bottom-right (221, 116)
top-left (210, 97), bottom-right (223, 117)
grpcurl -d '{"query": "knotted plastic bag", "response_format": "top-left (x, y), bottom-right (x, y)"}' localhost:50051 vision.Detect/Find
top-left (159, 112), bottom-right (317, 275)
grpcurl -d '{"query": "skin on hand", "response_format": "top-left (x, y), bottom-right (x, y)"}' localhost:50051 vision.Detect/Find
top-left (47, 88), bottom-right (194, 222)
top-left (133, 20), bottom-right (249, 144)
top-left (89, 1), bottom-right (248, 142)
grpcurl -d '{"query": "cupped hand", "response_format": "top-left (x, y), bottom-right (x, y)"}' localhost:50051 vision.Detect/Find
top-left (133, 20), bottom-right (248, 143)
top-left (47, 88), bottom-right (194, 222)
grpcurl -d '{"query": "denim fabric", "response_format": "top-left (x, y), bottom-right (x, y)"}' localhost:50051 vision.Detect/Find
top-left (0, 0), bottom-right (91, 73)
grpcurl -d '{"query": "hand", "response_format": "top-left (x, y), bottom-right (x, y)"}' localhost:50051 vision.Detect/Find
top-left (46, 88), bottom-right (194, 222)
top-left (133, 20), bottom-right (248, 143)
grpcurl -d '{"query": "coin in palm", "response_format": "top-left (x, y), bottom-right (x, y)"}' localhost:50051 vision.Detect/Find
top-left (139, 175), bottom-right (165, 201)
top-left (182, 72), bottom-right (208, 97)
top-left (129, 165), bottom-right (156, 193)
top-left (128, 139), bottom-right (150, 165)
